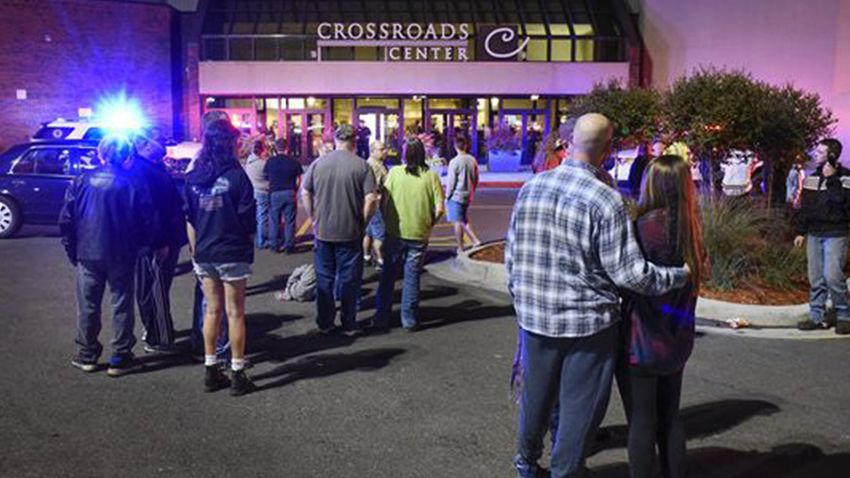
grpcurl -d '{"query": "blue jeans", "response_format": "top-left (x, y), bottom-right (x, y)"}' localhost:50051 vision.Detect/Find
top-left (75, 260), bottom-right (136, 363)
top-left (191, 279), bottom-right (230, 358)
top-left (374, 237), bottom-right (427, 329)
top-left (315, 239), bottom-right (363, 332)
top-left (270, 190), bottom-right (297, 250)
top-left (517, 326), bottom-right (616, 478)
top-left (254, 190), bottom-right (270, 248)
top-left (807, 234), bottom-right (850, 322)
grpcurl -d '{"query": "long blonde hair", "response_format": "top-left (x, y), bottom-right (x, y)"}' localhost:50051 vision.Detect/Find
top-left (637, 155), bottom-right (706, 290)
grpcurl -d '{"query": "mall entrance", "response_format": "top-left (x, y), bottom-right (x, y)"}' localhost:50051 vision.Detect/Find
top-left (205, 95), bottom-right (565, 168)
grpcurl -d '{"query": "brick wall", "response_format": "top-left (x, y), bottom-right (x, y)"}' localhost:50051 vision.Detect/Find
top-left (0, 0), bottom-right (174, 152)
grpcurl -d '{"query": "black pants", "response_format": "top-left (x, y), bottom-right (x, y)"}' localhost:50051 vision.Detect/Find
top-left (135, 246), bottom-right (179, 346)
top-left (622, 368), bottom-right (686, 478)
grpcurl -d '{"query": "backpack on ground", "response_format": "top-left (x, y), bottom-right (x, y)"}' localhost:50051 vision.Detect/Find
top-left (281, 264), bottom-right (316, 302)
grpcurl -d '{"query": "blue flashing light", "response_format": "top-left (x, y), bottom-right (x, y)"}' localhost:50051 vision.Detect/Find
top-left (94, 92), bottom-right (148, 138)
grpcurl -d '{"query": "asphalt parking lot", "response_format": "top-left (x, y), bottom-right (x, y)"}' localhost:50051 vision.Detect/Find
top-left (1, 193), bottom-right (849, 477)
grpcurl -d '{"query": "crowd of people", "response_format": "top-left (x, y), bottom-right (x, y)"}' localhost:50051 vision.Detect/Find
top-left (56, 104), bottom-right (846, 475)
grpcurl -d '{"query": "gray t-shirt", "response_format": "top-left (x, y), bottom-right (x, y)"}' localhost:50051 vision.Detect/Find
top-left (302, 149), bottom-right (377, 242)
top-left (446, 153), bottom-right (479, 204)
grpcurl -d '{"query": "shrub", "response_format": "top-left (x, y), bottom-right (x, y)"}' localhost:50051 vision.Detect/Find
top-left (700, 197), bottom-right (766, 290)
top-left (700, 197), bottom-right (806, 292)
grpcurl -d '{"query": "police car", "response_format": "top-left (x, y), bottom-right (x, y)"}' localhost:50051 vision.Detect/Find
top-left (31, 119), bottom-right (107, 143)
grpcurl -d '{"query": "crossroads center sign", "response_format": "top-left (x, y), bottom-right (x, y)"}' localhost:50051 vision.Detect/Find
top-left (316, 23), bottom-right (528, 62)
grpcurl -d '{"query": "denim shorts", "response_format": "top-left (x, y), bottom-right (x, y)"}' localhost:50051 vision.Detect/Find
top-left (366, 209), bottom-right (386, 241)
top-left (446, 200), bottom-right (469, 223)
top-left (193, 261), bottom-right (253, 282)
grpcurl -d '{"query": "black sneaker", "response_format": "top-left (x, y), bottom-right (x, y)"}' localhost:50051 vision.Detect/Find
top-left (835, 321), bottom-right (850, 335)
top-left (71, 355), bottom-right (98, 373)
top-left (797, 319), bottom-right (828, 331)
top-left (106, 356), bottom-right (139, 378)
top-left (204, 365), bottom-right (231, 392)
top-left (230, 369), bottom-right (256, 397)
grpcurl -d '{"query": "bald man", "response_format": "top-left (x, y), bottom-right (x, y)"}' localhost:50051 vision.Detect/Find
top-left (506, 113), bottom-right (690, 477)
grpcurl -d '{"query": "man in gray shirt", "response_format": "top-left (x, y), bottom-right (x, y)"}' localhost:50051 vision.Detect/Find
top-left (445, 136), bottom-right (482, 253)
top-left (301, 124), bottom-right (379, 336)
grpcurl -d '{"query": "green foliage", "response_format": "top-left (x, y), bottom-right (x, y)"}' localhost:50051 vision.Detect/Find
top-left (701, 197), bottom-right (806, 291)
top-left (665, 67), bottom-right (836, 165)
top-left (701, 197), bottom-right (765, 290)
top-left (568, 79), bottom-right (663, 147)
top-left (755, 84), bottom-right (836, 169)
top-left (757, 244), bottom-right (808, 291)
top-left (665, 68), bottom-right (763, 155)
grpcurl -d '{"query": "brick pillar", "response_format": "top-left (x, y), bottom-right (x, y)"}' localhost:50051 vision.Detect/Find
top-left (185, 42), bottom-right (202, 141)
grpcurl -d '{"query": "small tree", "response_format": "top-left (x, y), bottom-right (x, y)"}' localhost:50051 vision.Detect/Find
top-left (753, 84), bottom-right (836, 208)
top-left (568, 79), bottom-right (662, 148)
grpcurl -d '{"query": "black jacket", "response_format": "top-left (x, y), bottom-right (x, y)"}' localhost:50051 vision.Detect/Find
top-left (796, 165), bottom-right (850, 237)
top-left (127, 156), bottom-right (189, 249)
top-left (183, 161), bottom-right (256, 264)
top-left (59, 165), bottom-right (155, 266)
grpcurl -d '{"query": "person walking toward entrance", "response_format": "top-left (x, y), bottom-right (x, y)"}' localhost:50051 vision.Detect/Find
top-left (371, 137), bottom-right (445, 332)
top-left (60, 136), bottom-right (155, 377)
top-left (620, 155), bottom-right (706, 478)
top-left (364, 140), bottom-right (389, 268)
top-left (446, 136), bottom-right (482, 253)
top-left (265, 138), bottom-right (303, 253)
top-left (506, 113), bottom-right (690, 478)
top-left (184, 119), bottom-right (257, 396)
top-left (794, 138), bottom-right (850, 335)
top-left (356, 119), bottom-right (372, 159)
top-left (301, 124), bottom-right (379, 336)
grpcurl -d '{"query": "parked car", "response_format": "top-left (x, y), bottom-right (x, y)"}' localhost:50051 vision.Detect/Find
top-left (0, 141), bottom-right (99, 238)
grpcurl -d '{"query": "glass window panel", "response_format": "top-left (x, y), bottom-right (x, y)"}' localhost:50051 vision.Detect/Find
top-left (502, 99), bottom-right (533, 110)
top-left (305, 97), bottom-right (327, 110)
top-left (333, 99), bottom-right (354, 125)
top-left (204, 37), bottom-right (227, 61)
top-left (255, 37), bottom-right (278, 61)
top-left (288, 98), bottom-right (305, 110)
top-left (428, 98), bottom-right (464, 109)
top-left (551, 39), bottom-right (572, 62)
top-left (229, 38), bottom-right (253, 60)
top-left (282, 38), bottom-right (305, 60)
top-left (525, 39), bottom-right (548, 62)
top-left (576, 39), bottom-right (594, 61)
top-left (403, 98), bottom-right (424, 134)
top-left (550, 24), bottom-right (571, 36)
top-left (357, 98), bottom-right (400, 109)
top-left (525, 23), bottom-right (546, 35)
top-left (355, 47), bottom-right (378, 61)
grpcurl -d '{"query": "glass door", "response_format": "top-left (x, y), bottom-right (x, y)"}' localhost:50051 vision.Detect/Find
top-left (499, 109), bottom-right (550, 166)
top-left (428, 110), bottom-right (478, 160)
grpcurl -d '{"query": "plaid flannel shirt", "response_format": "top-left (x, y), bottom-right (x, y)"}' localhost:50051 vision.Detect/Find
top-left (505, 159), bottom-right (689, 338)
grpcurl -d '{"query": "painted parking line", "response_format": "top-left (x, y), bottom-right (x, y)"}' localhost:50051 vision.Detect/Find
top-left (296, 217), bottom-right (312, 237)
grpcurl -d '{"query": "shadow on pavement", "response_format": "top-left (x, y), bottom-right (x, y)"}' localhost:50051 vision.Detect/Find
top-left (252, 347), bottom-right (406, 391)
top-left (417, 299), bottom-right (515, 330)
top-left (594, 399), bottom-right (781, 453)
top-left (247, 275), bottom-right (290, 297)
top-left (591, 444), bottom-right (850, 478)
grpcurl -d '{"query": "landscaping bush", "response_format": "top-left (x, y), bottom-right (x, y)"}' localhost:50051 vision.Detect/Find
top-left (701, 197), bottom-right (806, 292)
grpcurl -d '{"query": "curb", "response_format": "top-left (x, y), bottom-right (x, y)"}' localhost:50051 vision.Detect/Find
top-left (427, 243), bottom-right (828, 335)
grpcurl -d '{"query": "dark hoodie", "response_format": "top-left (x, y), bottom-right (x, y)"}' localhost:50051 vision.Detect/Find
top-left (183, 161), bottom-right (256, 264)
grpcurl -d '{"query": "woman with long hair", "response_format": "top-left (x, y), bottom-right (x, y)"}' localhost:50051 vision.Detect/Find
top-left (621, 154), bottom-right (706, 478)
top-left (184, 119), bottom-right (257, 396)
top-left (371, 137), bottom-right (445, 332)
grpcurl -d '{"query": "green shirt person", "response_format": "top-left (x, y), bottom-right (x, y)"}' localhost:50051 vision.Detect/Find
top-left (371, 138), bottom-right (445, 332)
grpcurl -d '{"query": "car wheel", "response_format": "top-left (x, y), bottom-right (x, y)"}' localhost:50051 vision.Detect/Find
top-left (0, 196), bottom-right (22, 238)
